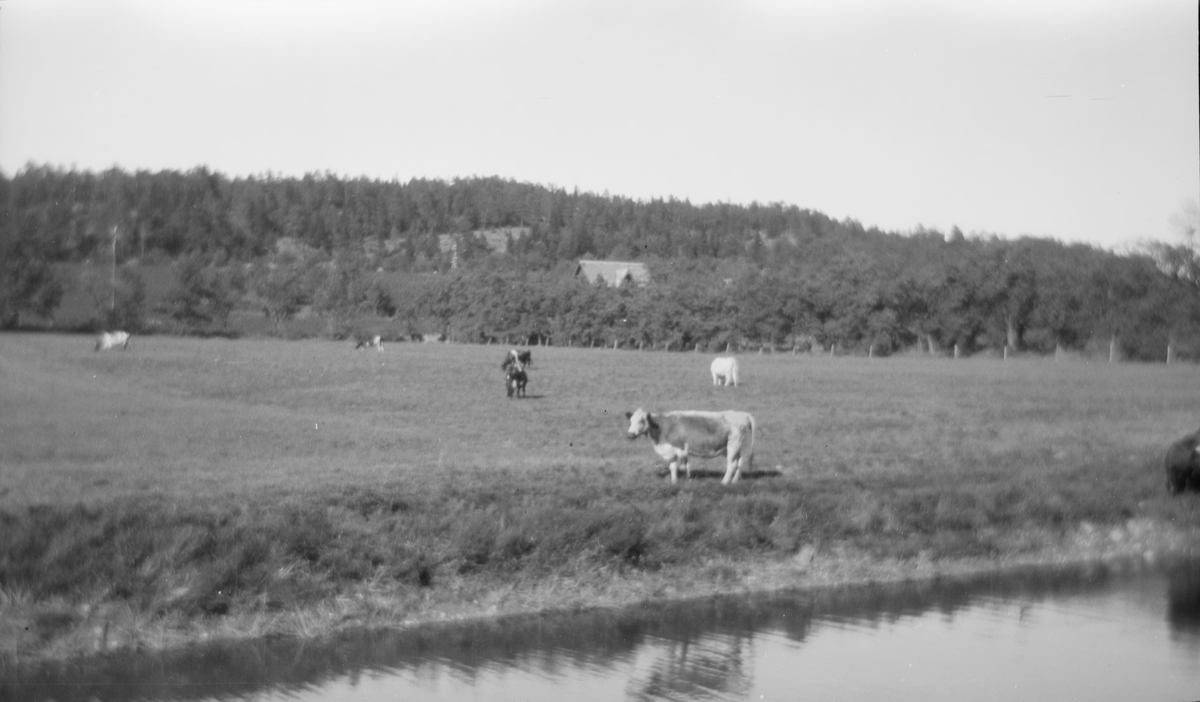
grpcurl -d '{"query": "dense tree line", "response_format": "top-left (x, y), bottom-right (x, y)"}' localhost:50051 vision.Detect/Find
top-left (1, 164), bottom-right (1197, 361)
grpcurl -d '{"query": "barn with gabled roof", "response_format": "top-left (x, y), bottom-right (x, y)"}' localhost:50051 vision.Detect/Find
top-left (575, 260), bottom-right (650, 287)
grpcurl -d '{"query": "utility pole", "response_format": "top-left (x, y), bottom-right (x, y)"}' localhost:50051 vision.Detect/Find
top-left (110, 224), bottom-right (119, 318)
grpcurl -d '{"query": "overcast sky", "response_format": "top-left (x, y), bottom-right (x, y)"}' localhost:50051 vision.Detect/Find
top-left (1, 0), bottom-right (1196, 249)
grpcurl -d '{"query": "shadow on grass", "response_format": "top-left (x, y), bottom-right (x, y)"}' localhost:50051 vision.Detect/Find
top-left (653, 466), bottom-right (784, 481)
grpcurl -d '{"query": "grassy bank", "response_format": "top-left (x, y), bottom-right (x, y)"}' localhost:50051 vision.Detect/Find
top-left (1, 333), bottom-right (1198, 664)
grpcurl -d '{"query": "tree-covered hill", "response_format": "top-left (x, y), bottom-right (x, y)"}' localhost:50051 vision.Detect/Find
top-left (1, 164), bottom-right (1197, 361)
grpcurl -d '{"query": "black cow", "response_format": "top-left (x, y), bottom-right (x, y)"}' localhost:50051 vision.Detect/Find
top-left (1165, 427), bottom-right (1200, 495)
top-left (506, 366), bottom-right (528, 399)
top-left (501, 349), bottom-right (533, 371)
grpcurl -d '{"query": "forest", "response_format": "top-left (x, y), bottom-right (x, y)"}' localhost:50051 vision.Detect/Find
top-left (1, 164), bottom-right (1197, 361)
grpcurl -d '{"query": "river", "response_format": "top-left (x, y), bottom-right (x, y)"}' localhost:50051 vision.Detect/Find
top-left (5, 556), bottom-right (1198, 701)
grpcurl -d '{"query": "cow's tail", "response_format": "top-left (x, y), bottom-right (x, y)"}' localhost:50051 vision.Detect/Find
top-left (731, 360), bottom-right (740, 386)
top-left (745, 414), bottom-right (756, 473)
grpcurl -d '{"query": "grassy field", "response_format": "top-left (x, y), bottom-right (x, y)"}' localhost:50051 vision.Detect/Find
top-left (1, 333), bottom-right (1198, 663)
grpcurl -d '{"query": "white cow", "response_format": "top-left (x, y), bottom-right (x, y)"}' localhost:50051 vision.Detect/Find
top-left (94, 331), bottom-right (131, 352)
top-left (710, 356), bottom-right (739, 386)
top-left (625, 408), bottom-right (756, 485)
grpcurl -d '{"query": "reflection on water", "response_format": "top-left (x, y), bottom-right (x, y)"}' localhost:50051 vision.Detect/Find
top-left (1169, 559), bottom-right (1200, 637)
top-left (4, 557), bottom-right (1199, 702)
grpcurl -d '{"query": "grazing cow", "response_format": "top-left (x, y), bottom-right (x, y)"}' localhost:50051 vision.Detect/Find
top-left (94, 331), bottom-right (131, 352)
top-left (625, 408), bottom-right (755, 485)
top-left (710, 356), bottom-right (739, 386)
top-left (501, 349), bottom-right (533, 371)
top-left (354, 334), bottom-right (383, 351)
top-left (1165, 427), bottom-right (1200, 495)
top-left (505, 365), bottom-right (528, 398)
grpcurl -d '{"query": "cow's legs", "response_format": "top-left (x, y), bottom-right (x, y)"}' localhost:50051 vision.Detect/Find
top-left (721, 458), bottom-right (740, 484)
top-left (722, 446), bottom-right (741, 484)
top-left (668, 460), bottom-right (680, 483)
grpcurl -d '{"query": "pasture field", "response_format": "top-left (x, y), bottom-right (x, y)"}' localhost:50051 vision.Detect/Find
top-left (1, 333), bottom-right (1198, 663)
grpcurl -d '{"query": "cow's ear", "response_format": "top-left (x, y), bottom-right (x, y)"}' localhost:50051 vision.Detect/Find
top-left (624, 411), bottom-right (632, 419)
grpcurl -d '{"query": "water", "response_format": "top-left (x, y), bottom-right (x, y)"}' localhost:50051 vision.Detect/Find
top-left (6, 558), bottom-right (1199, 702)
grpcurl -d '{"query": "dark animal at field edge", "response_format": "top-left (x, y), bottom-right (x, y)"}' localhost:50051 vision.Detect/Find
top-left (625, 408), bottom-right (755, 485)
top-left (505, 366), bottom-right (528, 399)
top-left (1165, 427), bottom-right (1200, 495)
top-left (501, 349), bottom-right (533, 371)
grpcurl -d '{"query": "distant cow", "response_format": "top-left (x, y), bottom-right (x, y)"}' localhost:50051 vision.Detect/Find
top-left (354, 334), bottom-right (383, 351)
top-left (710, 357), bottom-right (739, 386)
top-left (501, 349), bottom-right (533, 371)
top-left (506, 366), bottom-right (528, 399)
top-left (94, 331), bottom-right (131, 352)
top-left (625, 408), bottom-right (755, 485)
top-left (1165, 427), bottom-right (1200, 495)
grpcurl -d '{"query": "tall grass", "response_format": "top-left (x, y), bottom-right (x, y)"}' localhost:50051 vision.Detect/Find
top-left (1, 333), bottom-right (1197, 660)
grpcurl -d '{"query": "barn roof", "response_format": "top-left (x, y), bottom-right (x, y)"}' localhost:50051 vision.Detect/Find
top-left (575, 260), bottom-right (651, 287)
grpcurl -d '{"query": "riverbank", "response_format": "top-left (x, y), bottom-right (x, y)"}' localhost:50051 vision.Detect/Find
top-left (4, 516), bottom-right (1197, 667)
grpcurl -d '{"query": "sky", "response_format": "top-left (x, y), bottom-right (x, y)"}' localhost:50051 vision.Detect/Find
top-left (0, 0), bottom-right (1196, 250)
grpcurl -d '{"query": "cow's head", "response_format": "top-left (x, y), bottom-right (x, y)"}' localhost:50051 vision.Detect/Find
top-left (625, 408), bottom-right (655, 440)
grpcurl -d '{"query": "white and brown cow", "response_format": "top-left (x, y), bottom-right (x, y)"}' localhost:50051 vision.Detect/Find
top-left (354, 334), bottom-right (383, 351)
top-left (625, 408), bottom-right (755, 485)
top-left (501, 349), bottom-right (533, 371)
